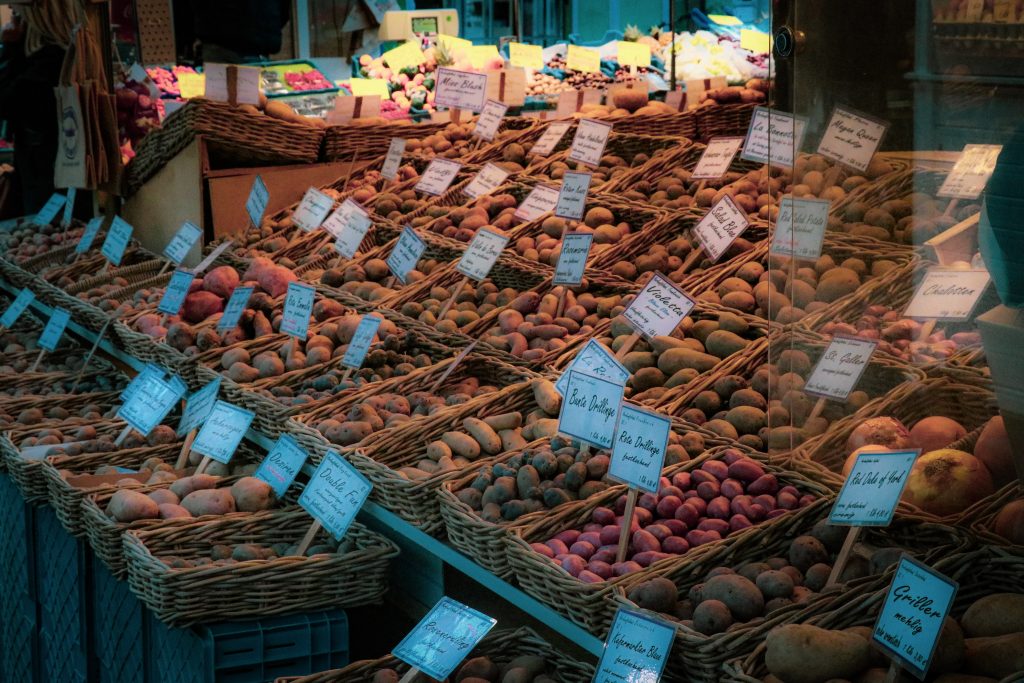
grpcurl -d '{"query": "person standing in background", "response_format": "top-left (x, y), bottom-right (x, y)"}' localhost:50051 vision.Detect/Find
top-left (184, 0), bottom-right (292, 64)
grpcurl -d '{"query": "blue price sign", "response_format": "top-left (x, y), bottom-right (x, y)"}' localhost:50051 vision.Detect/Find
top-left (100, 216), bottom-right (133, 266)
top-left (280, 282), bottom-right (315, 340)
top-left (555, 339), bottom-right (629, 397)
top-left (76, 217), bottom-right (103, 254)
top-left (246, 175), bottom-right (269, 227)
top-left (255, 434), bottom-right (308, 497)
top-left (830, 450), bottom-right (918, 527)
top-left (557, 369), bottom-right (625, 449)
top-left (38, 307), bottom-right (71, 352)
top-left (594, 608), bottom-right (676, 683)
top-left (34, 193), bottom-right (66, 225)
top-left (191, 400), bottom-right (255, 464)
top-left (177, 377), bottom-right (221, 436)
top-left (62, 188), bottom-right (76, 227)
top-left (217, 286), bottom-right (254, 332)
top-left (121, 364), bottom-right (165, 405)
top-left (117, 374), bottom-right (180, 436)
top-left (392, 597), bottom-right (496, 681)
top-left (298, 450), bottom-right (371, 540)
top-left (163, 221), bottom-right (203, 265)
top-left (608, 405), bottom-right (672, 494)
top-left (0, 289), bottom-right (34, 328)
top-left (386, 226), bottom-right (427, 285)
top-left (157, 270), bottom-right (195, 316)
top-left (341, 315), bottom-right (382, 370)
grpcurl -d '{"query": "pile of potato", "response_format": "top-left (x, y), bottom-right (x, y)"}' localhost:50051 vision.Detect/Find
top-left (606, 234), bottom-right (757, 285)
top-left (160, 535), bottom-right (355, 568)
top-left (406, 122), bottom-right (526, 161)
top-left (105, 475), bottom-right (275, 523)
top-left (371, 654), bottom-right (562, 683)
top-left (0, 221), bottom-right (88, 263)
top-left (395, 277), bottom-right (523, 335)
top-left (417, 192), bottom-right (521, 243)
top-left (511, 207), bottom-right (639, 265)
top-left (829, 194), bottom-right (979, 244)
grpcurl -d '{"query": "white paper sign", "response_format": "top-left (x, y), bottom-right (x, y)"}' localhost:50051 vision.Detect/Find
top-left (386, 227), bottom-right (427, 284)
top-left (608, 405), bottom-right (671, 494)
top-left (254, 433), bottom-right (308, 498)
top-left (298, 450), bottom-right (372, 541)
top-left (555, 89), bottom-right (602, 119)
top-left (415, 159), bottom-right (463, 196)
top-left (530, 121), bottom-right (572, 156)
top-left (61, 188), bottom-right (76, 227)
top-left (741, 106), bottom-right (809, 168)
top-left (692, 195), bottom-right (750, 262)
top-left (621, 273), bottom-right (697, 339)
top-left (692, 137), bottom-right (745, 180)
top-left (903, 268), bottom-right (991, 322)
top-left (327, 95), bottom-right (382, 124)
top-left (204, 63), bottom-right (261, 105)
top-left (463, 163), bottom-right (511, 199)
top-left (937, 144), bottom-right (1003, 199)
top-left (473, 99), bottom-right (509, 141)
top-left (770, 196), bottom-right (831, 261)
top-left (75, 217), bottom-right (103, 254)
top-left (381, 138), bottom-right (406, 181)
top-left (830, 450), bottom-right (918, 526)
top-left (330, 200), bottom-right (373, 259)
top-left (555, 171), bottom-right (592, 220)
top-left (435, 67), bottom-right (488, 112)
top-left (554, 339), bottom-right (629, 396)
top-left (456, 228), bottom-right (509, 281)
top-left (163, 221), bottom-right (203, 265)
top-left (804, 335), bottom-right (879, 401)
top-left (513, 184), bottom-right (560, 222)
top-left (293, 187), bottom-right (335, 232)
top-left (553, 232), bottom-right (594, 286)
top-left (568, 118), bottom-right (613, 167)
top-left (246, 175), bottom-right (269, 227)
top-left (557, 370), bottom-right (625, 449)
top-left (817, 105), bottom-right (889, 173)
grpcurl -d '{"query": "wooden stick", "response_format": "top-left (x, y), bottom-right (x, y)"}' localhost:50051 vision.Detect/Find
top-left (617, 487), bottom-right (640, 564)
top-left (397, 667), bottom-right (422, 683)
top-left (71, 317), bottom-right (113, 393)
top-left (158, 260), bottom-right (172, 275)
top-left (29, 349), bottom-right (45, 373)
top-left (384, 276), bottom-right (397, 289)
top-left (341, 151), bottom-right (361, 193)
top-left (113, 424), bottom-right (133, 447)
top-left (195, 456), bottom-right (212, 475)
top-left (942, 198), bottom-right (960, 218)
top-left (679, 245), bottom-right (705, 273)
top-left (555, 288), bottom-right (567, 319)
top-left (825, 526), bottom-right (862, 587)
top-left (175, 429), bottom-right (197, 470)
top-left (694, 179), bottom-right (707, 194)
top-left (917, 319), bottom-right (937, 342)
top-left (428, 340), bottom-right (479, 394)
top-left (807, 396), bottom-right (827, 424)
top-left (615, 333), bottom-right (640, 360)
top-left (883, 660), bottom-right (902, 683)
top-left (158, 313), bottom-right (167, 330)
top-left (438, 276), bottom-right (470, 320)
top-left (296, 519), bottom-right (322, 556)
top-left (340, 367), bottom-right (353, 384)
top-left (451, 107), bottom-right (462, 124)
top-left (823, 164), bottom-right (843, 189)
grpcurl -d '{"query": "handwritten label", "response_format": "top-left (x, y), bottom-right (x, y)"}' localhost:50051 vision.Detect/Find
top-left (804, 335), bottom-right (879, 401)
top-left (903, 268), bottom-right (991, 322)
top-left (191, 400), bottom-right (255, 464)
top-left (464, 163), bottom-right (511, 199)
top-left (622, 273), bottom-right (697, 339)
top-left (566, 44), bottom-right (601, 73)
top-left (415, 158), bottom-right (463, 196)
top-left (392, 597), bottom-right (497, 681)
top-left (831, 450), bottom-right (918, 526)
top-left (293, 187), bottom-right (335, 232)
top-left (122, 365), bottom-right (164, 405)
top-left (513, 184), bottom-right (560, 221)
top-left (531, 121), bottom-right (572, 156)
top-left (298, 450), bottom-right (372, 540)
top-left (964, 0), bottom-right (985, 20)
top-left (192, 240), bottom-right (232, 275)
top-left (157, 269), bottom-right (195, 316)
top-left (118, 374), bottom-right (179, 436)
top-left (217, 286), bottom-right (254, 332)
top-left (35, 193), bottom-right (66, 225)
top-left (555, 171), bottom-right (592, 220)
top-left (473, 99), bottom-right (509, 141)
top-left (937, 143), bottom-right (1003, 199)
top-left (101, 216), bottom-right (133, 266)
top-left (329, 200), bottom-right (373, 259)
top-left (692, 195), bottom-right (750, 263)
top-left (435, 67), bottom-right (488, 112)
top-left (553, 232), bottom-right (594, 286)
top-left (255, 434), bottom-right (308, 497)
top-left (281, 282), bottom-right (316, 340)
top-left (741, 106), bottom-right (809, 168)
top-left (995, 0), bottom-right (1014, 21)
top-left (348, 78), bottom-right (391, 98)
top-left (0, 289), bottom-right (34, 328)
top-left (204, 63), bottom-right (261, 105)
top-left (692, 137), bottom-right (745, 179)
top-left (770, 196), bottom-right (830, 261)
top-left (558, 370), bottom-right (625, 448)
top-left (873, 556), bottom-right (958, 680)
top-left (509, 42), bottom-right (543, 69)
top-left (381, 138), bottom-right (406, 181)
top-left (387, 227), bottom-right (427, 284)
top-left (163, 221), bottom-right (202, 265)
top-left (61, 188), bottom-right (76, 227)
top-left (341, 315), bottom-right (382, 370)
top-left (177, 377), bottom-right (220, 436)
top-left (246, 175), bottom-right (269, 227)
top-left (594, 608), bottom-right (676, 683)
top-left (568, 118), bottom-right (613, 167)
top-left (437, 34), bottom-right (471, 54)
top-left (382, 41), bottom-right (425, 71)
top-left (457, 228), bottom-right (509, 281)
top-left (817, 106), bottom-right (889, 173)
top-left (616, 41), bottom-right (651, 67)
top-left (38, 307), bottom-right (70, 352)
top-left (555, 339), bottom-right (629, 396)
top-left (76, 217), bottom-right (103, 254)
top-left (609, 405), bottom-right (671, 494)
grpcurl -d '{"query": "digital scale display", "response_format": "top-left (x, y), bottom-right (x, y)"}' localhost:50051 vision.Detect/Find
top-left (411, 16), bottom-right (439, 34)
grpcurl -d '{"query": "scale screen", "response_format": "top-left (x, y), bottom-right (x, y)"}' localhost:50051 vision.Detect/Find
top-left (411, 16), bottom-right (439, 34)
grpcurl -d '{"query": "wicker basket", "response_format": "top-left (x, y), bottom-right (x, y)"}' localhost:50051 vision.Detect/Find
top-left (527, 132), bottom-right (693, 190)
top-left (123, 509), bottom-right (398, 627)
top-left (611, 110), bottom-right (699, 139)
top-left (694, 102), bottom-right (757, 141)
top-left (322, 120), bottom-right (449, 162)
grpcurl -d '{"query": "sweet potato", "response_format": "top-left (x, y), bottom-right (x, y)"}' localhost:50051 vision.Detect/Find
top-left (169, 473), bottom-right (220, 499)
top-left (202, 266), bottom-right (240, 299)
top-left (257, 265), bottom-right (297, 298)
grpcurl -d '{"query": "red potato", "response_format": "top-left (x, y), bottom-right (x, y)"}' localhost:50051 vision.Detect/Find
top-left (182, 291), bottom-right (224, 323)
top-left (202, 266), bottom-right (240, 299)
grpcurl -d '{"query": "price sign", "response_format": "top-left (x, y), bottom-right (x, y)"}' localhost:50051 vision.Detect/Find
top-left (555, 339), bottom-right (629, 396)
top-left (608, 405), bottom-right (671, 494)
top-left (204, 63), bottom-right (261, 105)
top-left (386, 227), bottom-right (427, 285)
top-left (622, 273), bottom-right (697, 339)
top-left (293, 187), bottom-right (335, 232)
top-left (392, 597), bottom-right (497, 681)
top-left (61, 188), bottom-right (76, 227)
top-left (873, 557), bottom-right (958, 680)
top-left (177, 72), bottom-right (205, 99)
top-left (298, 450), bottom-right (372, 540)
top-left (903, 269), bottom-right (991, 322)
top-left (101, 216), bottom-right (133, 266)
top-left (177, 377), bottom-right (221, 436)
top-left (464, 163), bottom-right (511, 199)
top-left (468, 45), bottom-right (502, 70)
top-left (192, 240), bottom-right (233, 276)
top-left (348, 78), bottom-right (391, 98)
top-left (594, 608), bottom-right (676, 683)
top-left (327, 95), bottom-right (382, 124)
top-left (555, 171), bottom-right (592, 220)
top-left (381, 138), bottom-right (406, 181)
top-left (35, 193), bottom-right (66, 225)
top-left (553, 232), bottom-right (594, 286)
top-left (163, 221), bottom-right (203, 265)
top-left (329, 200), bottom-right (373, 259)
top-left (191, 400), bottom-right (255, 464)
top-left (255, 433), bottom-right (308, 497)
top-left (437, 34), bottom-right (472, 54)
top-left (38, 307), bottom-right (70, 352)
top-left (382, 41), bottom-right (426, 71)
top-left (831, 450), bottom-right (918, 526)
top-left (76, 217), bottom-right (103, 254)
top-left (122, 365), bottom-right (164, 405)
top-left (0, 289), bottom-right (34, 328)
top-left (246, 175), bottom-right (269, 227)
top-left (117, 374), bottom-right (180, 436)
top-left (937, 144), bottom-right (1003, 199)
top-left (769, 196), bottom-right (831, 261)
top-left (804, 335), bottom-right (879, 401)
top-left (217, 286), bottom-right (254, 332)
top-left (616, 41), bottom-right (651, 67)
top-left (509, 42), bottom-right (543, 69)
top-left (566, 44), bottom-right (601, 73)
top-left (415, 158), bottom-right (463, 196)
top-left (692, 136), bottom-right (745, 179)
top-left (456, 228), bottom-right (509, 281)
top-left (964, 0), bottom-right (985, 20)
top-left (740, 28), bottom-right (772, 53)
top-left (557, 370), bottom-right (625, 449)
top-left (513, 184), bottom-right (560, 221)
top-left (435, 67), bottom-right (488, 112)
top-left (341, 315), bottom-right (382, 370)
top-left (280, 282), bottom-right (316, 340)
top-left (531, 121), bottom-right (572, 157)
top-left (568, 118), bottom-right (613, 167)
top-left (817, 105), bottom-right (889, 173)
top-left (741, 106), bottom-right (809, 168)
top-left (692, 195), bottom-right (750, 262)
top-left (157, 269), bottom-right (195, 316)
top-left (473, 99), bottom-right (509, 141)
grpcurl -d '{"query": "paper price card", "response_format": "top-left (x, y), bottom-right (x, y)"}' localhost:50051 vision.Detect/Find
top-left (177, 377), bottom-right (220, 436)
top-left (457, 228), bottom-right (509, 281)
top-left (61, 188), bottom-right (76, 226)
top-left (117, 374), bottom-right (179, 436)
top-left (35, 193), bottom-right (66, 225)
top-left (76, 217), bottom-right (103, 254)
top-left (938, 144), bottom-right (1003, 199)
top-left (293, 187), bottom-right (335, 232)
top-left (331, 200), bottom-right (373, 259)
top-left (157, 269), bottom-right (195, 316)
top-left (341, 315), bottom-right (382, 370)
top-left (531, 121), bottom-right (572, 157)
top-left (392, 597), bottom-right (497, 681)
top-left (122, 365), bottom-right (164, 405)
top-left (553, 232), bottom-right (594, 286)
top-left (0, 289), bottom-right (34, 328)
top-left (555, 339), bottom-right (629, 396)
top-left (513, 184), bottom-right (560, 221)
top-left (555, 171), bottom-right (592, 220)
top-left (383, 41), bottom-right (425, 71)
top-left (204, 64), bottom-right (261, 105)
top-left (437, 34), bottom-right (472, 54)
top-left (566, 44), bottom-right (601, 73)
top-left (509, 42), bottom-right (543, 69)
top-left (568, 118), bottom-right (614, 167)
top-left (622, 272), bottom-right (697, 339)
top-left (191, 400), bottom-right (255, 464)
top-left (692, 136), bottom-right (745, 180)
top-left (348, 78), bottom-right (391, 98)
top-left (387, 227), bottom-right (427, 284)
top-left (594, 608), bottom-right (676, 683)
top-left (101, 216), bottom-right (133, 266)
top-left (246, 175), bottom-right (269, 227)
top-left (468, 45), bottom-right (502, 70)
top-left (804, 335), bottom-right (879, 401)
top-left (435, 67), bottom-right (488, 112)
top-left (741, 106), bottom-right (810, 168)
top-left (830, 450), bottom-right (918, 526)
top-left (280, 282), bottom-right (316, 340)
top-left (555, 89), bottom-right (602, 119)
top-left (872, 556), bottom-right (958, 680)
top-left (557, 370), bottom-right (625, 449)
top-left (608, 405), bottom-right (671, 494)
top-left (299, 450), bottom-right (372, 540)
top-left (217, 286), bottom-right (254, 332)
top-left (255, 434), bottom-right (308, 497)
top-left (769, 196), bottom-right (831, 261)
top-left (473, 99), bottom-right (509, 141)
top-left (163, 221), bottom-right (202, 265)
top-left (464, 163), bottom-right (511, 199)
top-left (381, 138), bottom-right (406, 181)
top-left (38, 307), bottom-right (70, 352)
top-left (616, 41), bottom-right (651, 68)
top-left (415, 158), bottom-right (463, 196)
top-left (903, 268), bottom-right (991, 322)
top-left (327, 95), bottom-right (382, 125)
top-left (692, 195), bottom-right (751, 262)
top-left (177, 72), bottom-right (204, 99)
top-left (817, 105), bottom-right (889, 173)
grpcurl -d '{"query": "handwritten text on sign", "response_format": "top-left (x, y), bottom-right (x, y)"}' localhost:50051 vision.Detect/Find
top-left (566, 44), bottom-right (601, 73)
top-left (692, 195), bottom-right (750, 262)
top-left (341, 315), bottom-right (382, 370)
top-left (217, 286), bottom-right (254, 332)
top-left (386, 227), bottom-right (427, 284)
top-left (558, 370), bottom-right (625, 449)
top-left (904, 269), bottom-right (991, 322)
top-left (101, 216), bottom-right (133, 266)
top-left (76, 217), bottom-right (103, 254)
top-left (381, 138), bottom-right (406, 181)
top-left (392, 597), bottom-right (497, 681)
top-left (622, 273), bottom-right (696, 339)
top-left (330, 200), bottom-right (373, 259)
top-left (435, 67), bottom-right (488, 112)
top-left (177, 377), bottom-right (221, 436)
top-left (609, 405), bottom-right (671, 494)
top-left (246, 175), bottom-right (269, 227)
top-left (157, 269), bottom-right (195, 316)
top-left (473, 99), bottom-right (509, 141)
top-left (804, 335), bottom-right (879, 401)
top-left (122, 365), bottom-right (163, 405)
top-left (817, 105), bottom-right (889, 173)
top-left (463, 163), bottom-right (510, 199)
top-left (35, 193), bottom-right (66, 225)
top-left (38, 307), bottom-right (71, 352)
top-left (293, 187), bottom-right (335, 232)
top-left (692, 137), bottom-right (745, 180)
top-left (457, 228), bottom-right (509, 281)
top-left (191, 400), bottom-right (255, 464)
top-left (568, 118), bottom-right (613, 167)
top-left (255, 434), bottom-right (308, 497)
top-left (298, 449), bottom-right (372, 540)
top-left (555, 339), bottom-right (629, 396)
top-left (873, 556), bottom-right (958, 680)
top-left (555, 171), bottom-right (592, 220)
top-left (741, 106), bottom-right (809, 168)
top-left (0, 289), bottom-right (34, 329)
top-left (938, 143), bottom-right (1003, 199)
top-left (415, 158), bottom-right (463, 196)
top-left (509, 42), bottom-right (544, 69)
top-left (553, 232), bottom-right (594, 286)
top-left (514, 184), bottom-right (560, 221)
top-left (770, 196), bottom-right (831, 261)
top-left (831, 450), bottom-right (918, 526)
top-left (163, 221), bottom-right (202, 265)
top-left (281, 282), bottom-right (316, 340)
top-left (531, 121), bottom-right (572, 157)
top-left (594, 608), bottom-right (676, 683)
top-left (118, 374), bottom-right (180, 436)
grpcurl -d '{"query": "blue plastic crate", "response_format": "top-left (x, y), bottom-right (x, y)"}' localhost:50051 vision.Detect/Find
top-left (0, 474), bottom-right (38, 683)
top-left (92, 555), bottom-right (147, 683)
top-left (147, 610), bottom-right (349, 683)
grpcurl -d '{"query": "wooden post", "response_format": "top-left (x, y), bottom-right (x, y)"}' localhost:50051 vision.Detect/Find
top-left (438, 276), bottom-right (470, 320)
top-left (679, 245), bottom-right (705, 274)
top-left (195, 456), bottom-right (212, 475)
top-left (917, 319), bottom-right (937, 342)
top-left (70, 318), bottom-right (113, 393)
top-left (296, 519), bottom-right (322, 556)
top-left (615, 333), bottom-right (641, 360)
top-left (806, 396), bottom-right (828, 424)
top-left (397, 667), bottom-right (422, 683)
top-left (340, 367), bottom-right (353, 384)
top-left (428, 341), bottom-right (479, 394)
top-left (825, 526), bottom-right (862, 587)
top-left (384, 276), bottom-right (397, 289)
top-left (29, 349), bottom-right (46, 373)
top-left (113, 424), bottom-right (133, 447)
top-left (175, 429), bottom-right (197, 470)
top-left (341, 151), bottom-right (361, 193)
top-left (158, 260), bottom-right (172, 275)
top-left (694, 179), bottom-right (707, 195)
top-left (616, 487), bottom-right (639, 564)
top-left (942, 198), bottom-right (960, 218)
top-left (555, 288), bottom-right (567, 319)
top-left (883, 660), bottom-right (902, 683)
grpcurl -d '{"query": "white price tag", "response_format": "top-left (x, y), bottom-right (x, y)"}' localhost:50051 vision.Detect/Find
top-left (415, 159), bottom-right (463, 196)
top-left (692, 137), bottom-right (745, 180)
top-left (553, 232), bottom-right (594, 286)
top-left (770, 196), bottom-right (830, 261)
top-left (555, 171), bottom-right (592, 220)
top-left (204, 63), bottom-right (261, 105)
top-left (381, 138), bottom-right (406, 181)
top-left (292, 187), bottom-right (335, 232)
top-left (513, 184), bottom-right (560, 222)
top-left (804, 335), bottom-right (879, 401)
top-left (621, 273), bottom-right (697, 339)
top-left (692, 195), bottom-right (750, 262)
top-left (331, 200), bottom-right (373, 259)
top-left (463, 163), bottom-right (511, 199)
top-left (386, 227), bottom-right (427, 285)
top-left (163, 221), bottom-right (203, 265)
top-left (937, 144), bottom-right (1003, 199)
top-left (456, 228), bottom-right (509, 281)
top-left (741, 106), bottom-right (809, 168)
top-left (530, 121), bottom-right (572, 156)
top-left (903, 268), bottom-right (991, 322)
top-left (567, 118), bottom-right (613, 167)
top-left (472, 99), bottom-right (509, 141)
top-left (435, 67), bottom-right (488, 112)
top-left (816, 105), bottom-right (889, 173)
top-left (246, 175), bottom-right (269, 227)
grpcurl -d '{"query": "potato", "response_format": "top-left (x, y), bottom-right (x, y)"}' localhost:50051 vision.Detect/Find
top-left (169, 473), bottom-right (220, 499)
top-left (961, 593), bottom-right (1024, 637)
top-left (203, 266), bottom-right (240, 299)
top-left (108, 489), bottom-right (160, 522)
top-left (701, 574), bottom-right (764, 621)
top-left (158, 503), bottom-right (192, 519)
top-left (693, 599), bottom-right (733, 635)
top-left (182, 291), bottom-right (224, 324)
top-left (442, 432), bottom-right (481, 460)
top-left (463, 418), bottom-right (501, 455)
top-left (230, 477), bottom-right (276, 512)
top-left (148, 489), bottom-right (179, 506)
top-left (765, 624), bottom-right (871, 683)
top-left (531, 379), bottom-right (561, 416)
top-left (456, 657), bottom-right (498, 682)
top-left (964, 633), bottom-right (1024, 678)
top-left (180, 488), bottom-right (236, 516)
